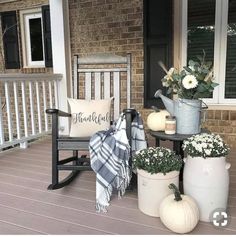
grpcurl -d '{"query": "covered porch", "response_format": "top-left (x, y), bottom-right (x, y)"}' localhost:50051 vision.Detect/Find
top-left (0, 137), bottom-right (235, 235)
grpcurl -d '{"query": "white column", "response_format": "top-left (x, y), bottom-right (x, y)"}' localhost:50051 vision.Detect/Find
top-left (49, 0), bottom-right (72, 134)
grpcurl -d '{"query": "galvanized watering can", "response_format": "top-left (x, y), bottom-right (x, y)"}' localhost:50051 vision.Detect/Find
top-left (154, 90), bottom-right (208, 135)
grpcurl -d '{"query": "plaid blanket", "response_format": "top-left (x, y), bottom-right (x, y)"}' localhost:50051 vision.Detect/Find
top-left (89, 112), bottom-right (147, 212)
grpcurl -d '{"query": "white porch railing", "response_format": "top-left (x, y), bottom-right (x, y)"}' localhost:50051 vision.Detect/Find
top-left (0, 73), bottom-right (62, 150)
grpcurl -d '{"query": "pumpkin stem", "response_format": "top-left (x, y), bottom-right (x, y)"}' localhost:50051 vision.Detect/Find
top-left (169, 183), bottom-right (182, 201)
top-left (151, 105), bottom-right (160, 112)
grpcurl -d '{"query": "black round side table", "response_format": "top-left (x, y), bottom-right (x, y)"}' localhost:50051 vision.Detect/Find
top-left (149, 131), bottom-right (192, 158)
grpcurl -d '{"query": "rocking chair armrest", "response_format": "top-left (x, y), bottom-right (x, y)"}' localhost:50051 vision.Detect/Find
top-left (123, 108), bottom-right (137, 116)
top-left (46, 109), bottom-right (71, 117)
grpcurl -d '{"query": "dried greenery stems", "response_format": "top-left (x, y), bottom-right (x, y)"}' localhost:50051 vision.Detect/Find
top-left (160, 52), bottom-right (219, 99)
top-left (182, 133), bottom-right (230, 158)
top-left (133, 147), bottom-right (182, 175)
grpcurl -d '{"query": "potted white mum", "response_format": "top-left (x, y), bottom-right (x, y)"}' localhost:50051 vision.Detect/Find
top-left (182, 133), bottom-right (230, 222)
top-left (133, 147), bottom-right (182, 217)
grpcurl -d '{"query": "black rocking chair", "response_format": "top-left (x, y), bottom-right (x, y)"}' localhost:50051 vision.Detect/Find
top-left (46, 53), bottom-right (136, 190)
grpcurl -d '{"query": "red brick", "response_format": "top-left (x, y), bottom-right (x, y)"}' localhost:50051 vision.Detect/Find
top-left (222, 110), bottom-right (229, 120)
top-left (80, 1), bottom-right (93, 8)
top-left (215, 110), bottom-right (221, 120)
top-left (230, 111), bottom-right (236, 120)
top-left (128, 26), bottom-right (142, 32)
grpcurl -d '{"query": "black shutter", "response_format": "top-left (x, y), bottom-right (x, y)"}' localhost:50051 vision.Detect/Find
top-left (1, 11), bottom-right (20, 69)
top-left (42, 5), bottom-right (53, 67)
top-left (144, 0), bottom-right (173, 108)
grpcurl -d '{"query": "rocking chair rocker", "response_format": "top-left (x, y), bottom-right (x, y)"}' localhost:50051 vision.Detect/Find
top-left (46, 53), bottom-right (136, 190)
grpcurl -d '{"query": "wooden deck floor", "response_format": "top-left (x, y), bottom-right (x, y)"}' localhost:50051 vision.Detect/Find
top-left (0, 137), bottom-right (236, 235)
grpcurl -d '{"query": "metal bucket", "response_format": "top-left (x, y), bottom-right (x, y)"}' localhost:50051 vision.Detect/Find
top-left (174, 99), bottom-right (205, 135)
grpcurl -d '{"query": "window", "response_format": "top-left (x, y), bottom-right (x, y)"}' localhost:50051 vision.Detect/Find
top-left (225, 0), bottom-right (236, 99)
top-left (20, 6), bottom-right (52, 67)
top-left (182, 0), bottom-right (236, 104)
top-left (20, 9), bottom-right (45, 67)
top-left (1, 6), bottom-right (52, 69)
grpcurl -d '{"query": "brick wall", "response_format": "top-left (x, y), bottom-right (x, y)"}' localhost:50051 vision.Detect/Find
top-left (203, 110), bottom-right (236, 149)
top-left (69, 0), bottom-right (236, 149)
top-left (69, 0), bottom-right (144, 110)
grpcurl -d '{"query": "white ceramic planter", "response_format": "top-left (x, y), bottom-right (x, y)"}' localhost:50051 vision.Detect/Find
top-left (137, 169), bottom-right (179, 217)
top-left (183, 156), bottom-right (231, 222)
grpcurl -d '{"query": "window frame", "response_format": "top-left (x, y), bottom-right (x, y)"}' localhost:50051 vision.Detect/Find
top-left (181, 0), bottom-right (236, 105)
top-left (20, 8), bottom-right (45, 68)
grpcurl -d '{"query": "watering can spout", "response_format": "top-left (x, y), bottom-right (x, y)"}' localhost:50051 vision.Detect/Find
top-left (154, 89), bottom-right (174, 115)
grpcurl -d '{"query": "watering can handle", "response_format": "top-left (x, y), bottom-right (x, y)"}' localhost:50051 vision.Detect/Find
top-left (179, 99), bottom-right (208, 110)
top-left (201, 101), bottom-right (208, 110)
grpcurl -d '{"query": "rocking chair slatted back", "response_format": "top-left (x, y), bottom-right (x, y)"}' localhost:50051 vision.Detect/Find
top-left (73, 53), bottom-right (131, 120)
top-left (46, 53), bottom-right (136, 190)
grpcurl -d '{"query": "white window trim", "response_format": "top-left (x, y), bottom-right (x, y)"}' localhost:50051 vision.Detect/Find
top-left (20, 8), bottom-right (45, 68)
top-left (181, 0), bottom-right (236, 105)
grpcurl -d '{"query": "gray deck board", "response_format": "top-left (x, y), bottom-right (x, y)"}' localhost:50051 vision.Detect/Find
top-left (0, 137), bottom-right (235, 235)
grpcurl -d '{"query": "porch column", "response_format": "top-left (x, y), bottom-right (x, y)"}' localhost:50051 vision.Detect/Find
top-left (49, 0), bottom-right (72, 134)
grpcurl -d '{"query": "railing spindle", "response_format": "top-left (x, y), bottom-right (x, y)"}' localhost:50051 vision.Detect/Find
top-left (54, 80), bottom-right (59, 108)
top-left (42, 81), bottom-right (48, 131)
top-left (5, 82), bottom-right (13, 142)
top-left (21, 81), bottom-right (28, 138)
top-left (36, 81), bottom-right (42, 133)
top-left (13, 82), bottom-right (21, 139)
top-left (48, 81), bottom-right (53, 108)
top-left (29, 81), bottom-right (36, 135)
top-left (0, 96), bottom-right (4, 145)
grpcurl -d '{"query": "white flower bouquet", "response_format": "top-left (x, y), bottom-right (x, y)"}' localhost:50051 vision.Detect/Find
top-left (133, 147), bottom-right (182, 174)
top-left (160, 52), bottom-right (218, 99)
top-left (182, 133), bottom-right (230, 158)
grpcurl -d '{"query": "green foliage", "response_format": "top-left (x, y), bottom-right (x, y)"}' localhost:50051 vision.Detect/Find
top-left (160, 52), bottom-right (219, 99)
top-left (133, 147), bottom-right (183, 175)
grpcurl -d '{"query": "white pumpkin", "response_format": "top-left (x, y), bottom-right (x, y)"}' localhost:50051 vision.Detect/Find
top-left (147, 107), bottom-right (170, 131)
top-left (159, 183), bottom-right (199, 234)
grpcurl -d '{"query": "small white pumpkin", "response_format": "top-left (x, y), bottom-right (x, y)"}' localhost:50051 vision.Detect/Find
top-left (147, 106), bottom-right (170, 131)
top-left (159, 183), bottom-right (199, 234)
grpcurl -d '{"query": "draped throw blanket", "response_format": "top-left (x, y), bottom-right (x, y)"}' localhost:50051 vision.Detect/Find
top-left (89, 112), bottom-right (147, 212)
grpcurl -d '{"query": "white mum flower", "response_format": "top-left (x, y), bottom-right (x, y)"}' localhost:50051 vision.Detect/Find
top-left (182, 75), bottom-right (198, 89)
top-left (205, 149), bottom-right (211, 156)
top-left (196, 146), bottom-right (202, 152)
